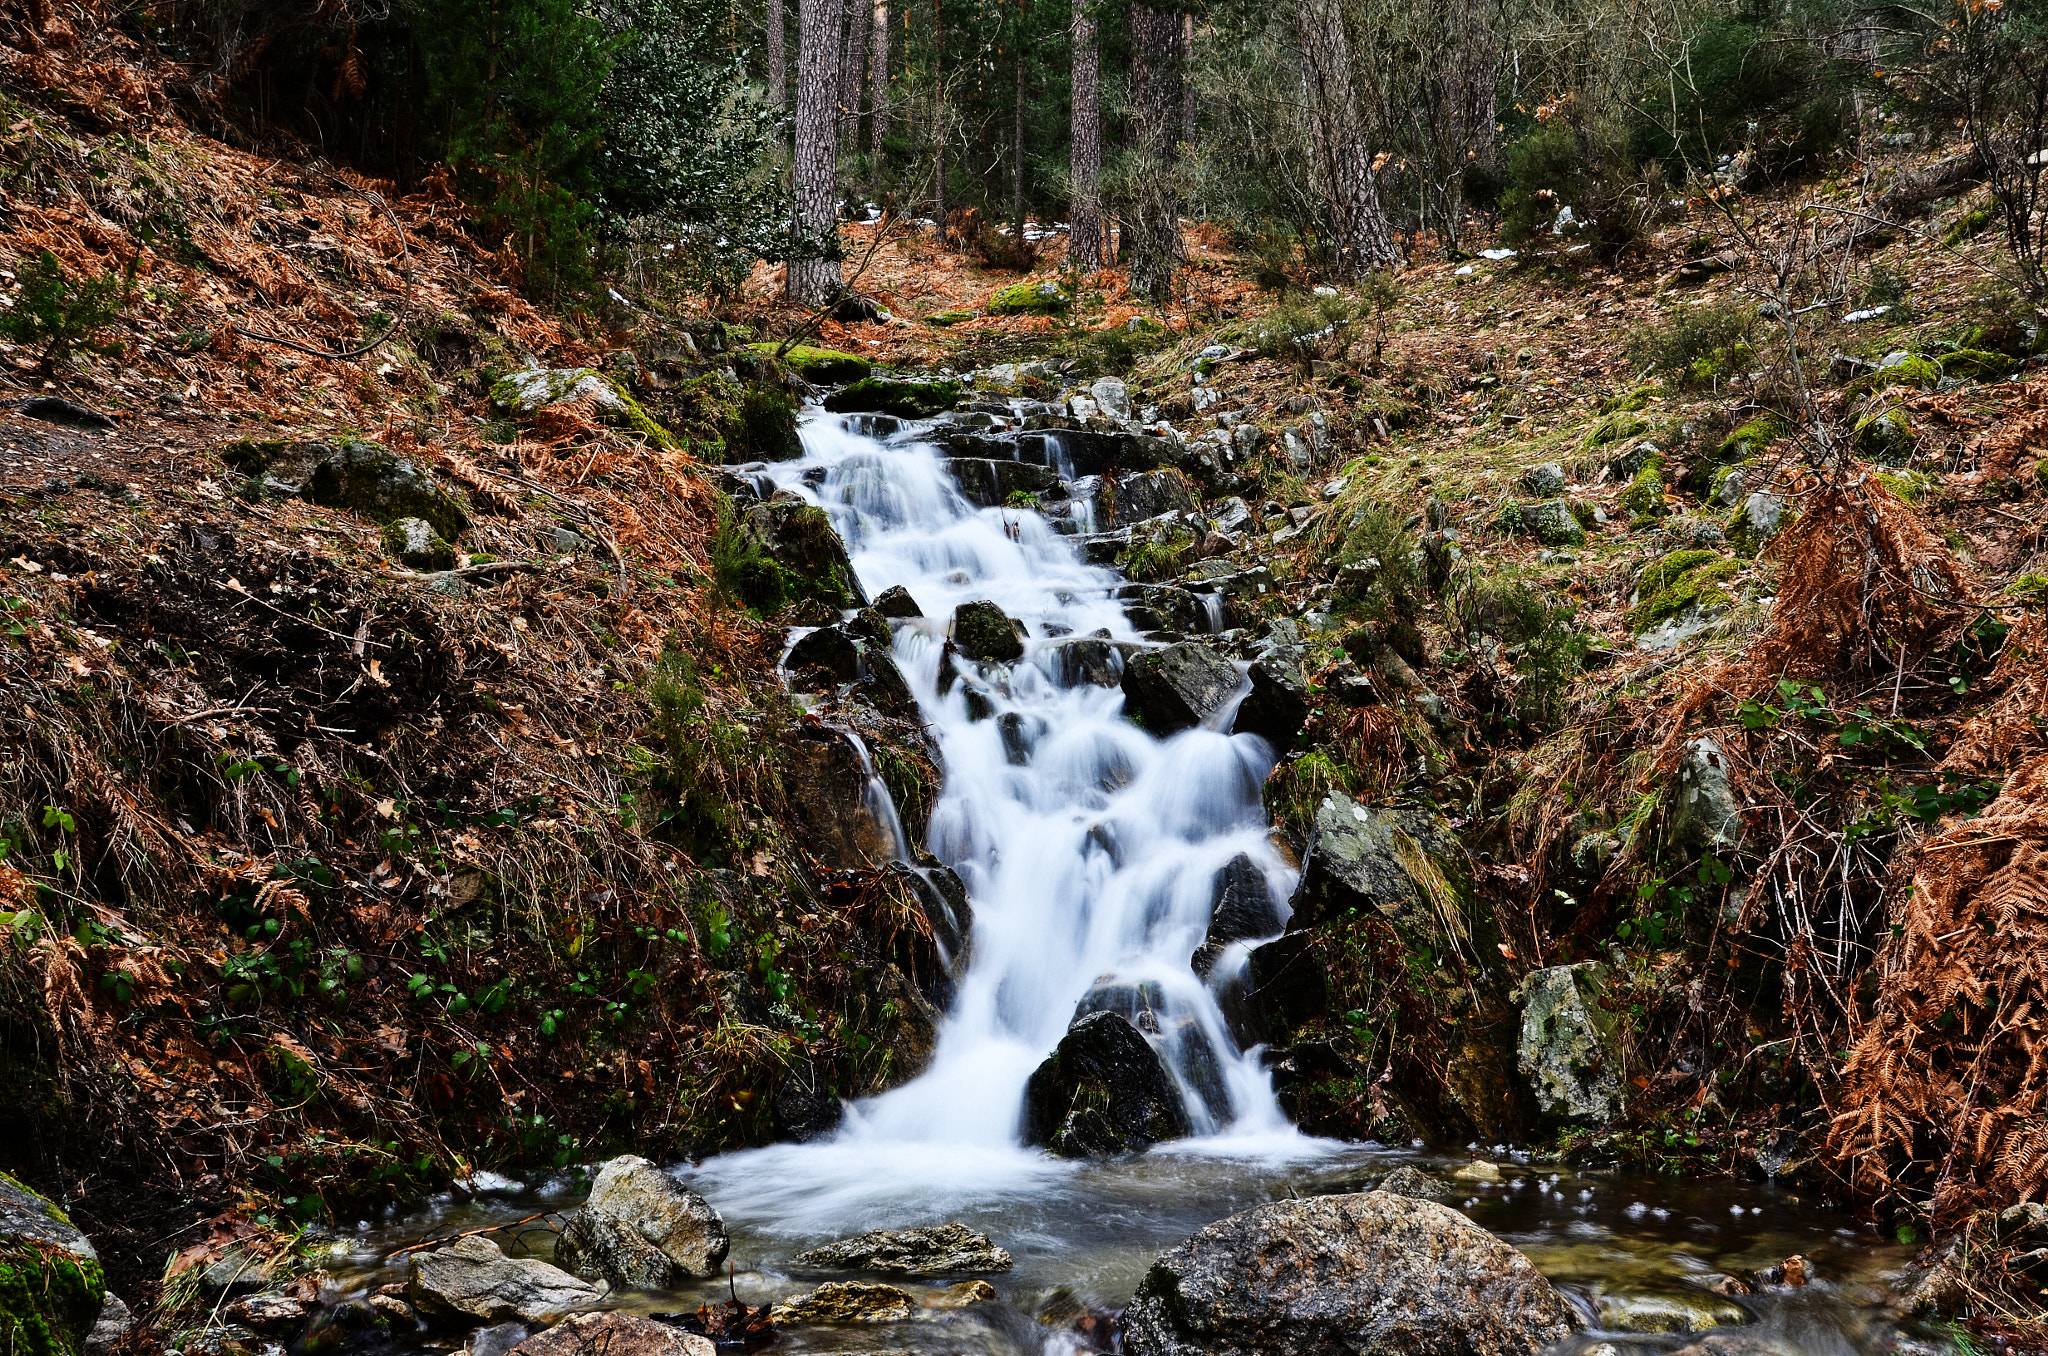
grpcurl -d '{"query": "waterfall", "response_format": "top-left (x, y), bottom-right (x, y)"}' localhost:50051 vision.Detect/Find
top-left (757, 411), bottom-right (1299, 1155)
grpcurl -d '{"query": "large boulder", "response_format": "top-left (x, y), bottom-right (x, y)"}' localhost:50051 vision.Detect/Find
top-left (944, 457), bottom-right (1063, 509)
top-left (490, 368), bottom-right (679, 448)
top-left (1021, 1011), bottom-right (1192, 1157)
top-left (1517, 963), bottom-right (1623, 1124)
top-left (1288, 793), bottom-right (1482, 946)
top-left (0, 1174), bottom-right (107, 1356)
top-left (553, 1156), bottom-right (729, 1289)
top-left (952, 600), bottom-right (1024, 663)
top-left (1110, 470), bottom-right (1198, 527)
top-left (1121, 642), bottom-right (1241, 734)
top-left (794, 1223), bottom-right (1012, 1276)
top-left (740, 499), bottom-right (864, 611)
top-left (1192, 854), bottom-right (1283, 977)
top-left (406, 1234), bottom-right (601, 1326)
top-left (222, 437), bottom-right (471, 540)
top-left (782, 725), bottom-right (904, 866)
top-left (1119, 1192), bottom-right (1576, 1356)
top-left (509, 1312), bottom-right (714, 1356)
top-left (1231, 658), bottom-right (1309, 749)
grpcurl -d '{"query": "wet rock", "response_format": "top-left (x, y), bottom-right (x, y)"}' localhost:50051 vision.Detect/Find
top-left (891, 861), bottom-right (974, 965)
top-left (774, 1058), bottom-right (844, 1142)
top-left (509, 1312), bottom-right (714, 1356)
top-left (741, 499), bottom-right (864, 610)
top-left (1073, 979), bottom-right (1167, 1031)
top-left (1288, 792), bottom-right (1481, 947)
top-left (1040, 636), bottom-right (1133, 688)
top-left (1517, 962), bottom-right (1623, 1124)
top-left (770, 1281), bottom-right (917, 1324)
top-left (1021, 1011), bottom-right (1193, 1156)
top-left (1750, 1255), bottom-right (1814, 1289)
top-left (1115, 583), bottom-right (1217, 634)
top-left (944, 456), bottom-right (1063, 508)
top-left (199, 1247), bottom-right (278, 1295)
top-left (463, 1319), bottom-right (533, 1356)
top-left (1230, 658), bottom-right (1309, 749)
top-left (953, 599), bottom-right (1025, 663)
top-left (1594, 1292), bottom-right (1750, 1333)
top-left (783, 622), bottom-right (916, 717)
top-left (873, 584), bottom-right (924, 619)
top-left (223, 437), bottom-right (470, 540)
top-left (367, 1293), bottom-right (417, 1325)
top-left (1111, 470), bottom-right (1198, 526)
top-left (823, 377), bottom-right (961, 418)
top-left (785, 624), bottom-right (865, 686)
top-left (1193, 855), bottom-right (1283, 977)
top-left (406, 1234), bottom-right (601, 1326)
top-left (1244, 932), bottom-right (1328, 1039)
top-left (925, 1279), bottom-right (999, 1308)
top-left (554, 1155), bottom-right (730, 1288)
top-left (782, 724), bottom-right (903, 865)
top-left (794, 1222), bottom-right (1013, 1276)
top-left (1374, 1165), bottom-right (1457, 1201)
top-left (1120, 641), bottom-right (1240, 734)
top-left (1119, 1192), bottom-right (1576, 1356)
top-left (1669, 737), bottom-right (1743, 850)
top-left (223, 1294), bottom-right (309, 1332)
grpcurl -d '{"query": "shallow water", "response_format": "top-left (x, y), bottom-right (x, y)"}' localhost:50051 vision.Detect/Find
top-left (320, 411), bottom-right (1936, 1356)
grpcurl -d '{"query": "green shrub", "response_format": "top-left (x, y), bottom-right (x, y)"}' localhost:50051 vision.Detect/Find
top-left (1625, 299), bottom-right (1757, 388)
top-left (0, 250), bottom-right (127, 370)
top-left (1330, 502), bottom-right (1423, 621)
top-left (708, 496), bottom-right (787, 612)
top-left (1498, 120), bottom-right (1649, 257)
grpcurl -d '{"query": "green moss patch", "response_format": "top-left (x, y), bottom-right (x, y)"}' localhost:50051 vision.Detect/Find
top-left (1621, 451), bottom-right (1668, 520)
top-left (821, 377), bottom-right (962, 418)
top-left (987, 279), bottom-right (1071, 315)
top-left (668, 370), bottom-right (802, 462)
top-left (1938, 348), bottom-right (2016, 380)
top-left (1716, 417), bottom-right (1781, 462)
top-left (926, 309), bottom-right (978, 327)
top-left (1585, 410), bottom-right (1651, 448)
top-left (1852, 404), bottom-right (1915, 466)
top-left (1629, 549), bottom-right (1740, 632)
top-left (748, 344), bottom-right (871, 383)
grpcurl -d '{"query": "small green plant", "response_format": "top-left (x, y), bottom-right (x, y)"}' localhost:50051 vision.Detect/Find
top-left (707, 496), bottom-right (786, 613)
top-left (1624, 298), bottom-right (1757, 388)
top-left (1119, 532), bottom-right (1192, 583)
top-left (1, 249), bottom-right (129, 370)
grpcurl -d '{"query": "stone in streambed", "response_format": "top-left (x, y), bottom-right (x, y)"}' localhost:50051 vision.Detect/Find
top-left (1230, 658), bottom-right (1309, 749)
top-left (1192, 854), bottom-right (1284, 978)
top-left (770, 1281), bottom-right (917, 1324)
top-left (1374, 1164), bottom-right (1458, 1201)
top-left (553, 1155), bottom-right (729, 1288)
top-left (872, 584), bottom-right (924, 619)
top-left (406, 1234), bottom-right (601, 1326)
top-left (1594, 1291), bottom-right (1751, 1334)
top-left (952, 599), bottom-right (1025, 663)
top-left (1517, 962), bottom-right (1623, 1124)
top-left (1120, 641), bottom-right (1240, 734)
top-left (794, 1222), bottom-right (1012, 1276)
top-left (1021, 1011), bottom-right (1191, 1157)
top-left (925, 1279), bottom-right (999, 1308)
top-left (509, 1311), bottom-right (714, 1356)
top-left (1118, 1192), bottom-right (1576, 1356)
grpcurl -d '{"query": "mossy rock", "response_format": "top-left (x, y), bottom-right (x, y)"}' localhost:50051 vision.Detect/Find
top-left (740, 499), bottom-right (861, 610)
top-left (1629, 549), bottom-right (1740, 632)
top-left (0, 1175), bottom-right (106, 1356)
top-left (1874, 469), bottom-right (1934, 504)
top-left (1726, 493), bottom-right (1791, 557)
top-left (226, 438), bottom-right (470, 541)
top-left (822, 377), bottom-right (963, 419)
top-left (382, 516), bottom-right (457, 570)
top-left (1518, 499), bottom-right (1587, 547)
top-left (747, 344), bottom-right (871, 384)
top-left (1585, 410), bottom-right (1651, 448)
top-left (1716, 418), bottom-right (1781, 462)
top-left (1939, 347), bottom-right (2016, 380)
top-left (489, 367), bottom-right (681, 449)
top-left (1620, 451), bottom-right (1669, 520)
top-left (669, 369), bottom-right (802, 462)
top-left (1596, 385), bottom-right (1660, 415)
top-left (1852, 404), bottom-right (1915, 466)
top-left (926, 309), bottom-right (978, 327)
top-left (987, 279), bottom-right (1072, 316)
top-left (1846, 354), bottom-right (1940, 399)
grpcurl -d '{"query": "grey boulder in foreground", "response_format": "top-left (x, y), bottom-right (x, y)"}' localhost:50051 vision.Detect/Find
top-left (1119, 1191), bottom-right (1576, 1356)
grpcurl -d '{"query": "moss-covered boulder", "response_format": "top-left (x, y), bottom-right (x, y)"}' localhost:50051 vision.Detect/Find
top-left (1628, 549), bottom-right (1739, 634)
top-left (1620, 450), bottom-right (1668, 520)
top-left (383, 516), bottom-right (457, 570)
top-left (1, 1174), bottom-right (106, 1356)
top-left (1716, 417), bottom-right (1781, 463)
top-left (822, 377), bottom-right (963, 418)
top-left (1518, 499), bottom-right (1586, 548)
top-left (667, 369), bottom-right (802, 462)
top-left (736, 499), bottom-right (862, 611)
top-left (1938, 348), bottom-right (2016, 380)
top-left (987, 279), bottom-right (1071, 316)
top-left (1584, 409), bottom-right (1651, 448)
top-left (489, 367), bottom-right (680, 449)
top-left (951, 599), bottom-right (1024, 663)
top-left (1852, 403), bottom-right (1915, 466)
top-left (747, 344), bottom-right (871, 384)
top-left (926, 309), bottom-right (978, 327)
top-left (224, 438), bottom-right (471, 541)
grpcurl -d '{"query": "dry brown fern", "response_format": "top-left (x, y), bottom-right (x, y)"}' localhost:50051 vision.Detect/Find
top-left (1827, 754), bottom-right (2048, 1222)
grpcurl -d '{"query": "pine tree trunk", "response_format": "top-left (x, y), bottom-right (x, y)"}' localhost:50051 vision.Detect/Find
top-left (1295, 0), bottom-right (1398, 275)
top-left (1126, 5), bottom-right (1182, 304)
top-left (767, 0), bottom-right (786, 109)
top-left (1180, 12), bottom-right (1196, 146)
top-left (1067, 0), bottom-right (1103, 269)
top-left (871, 0), bottom-right (890, 153)
top-left (931, 0), bottom-right (947, 226)
top-left (842, 0), bottom-right (869, 144)
top-left (790, 0), bottom-right (847, 304)
top-left (1011, 0), bottom-right (1027, 238)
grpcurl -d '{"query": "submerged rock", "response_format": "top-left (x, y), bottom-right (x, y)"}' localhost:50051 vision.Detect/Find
top-left (794, 1222), bottom-right (1013, 1276)
top-left (1517, 962), bottom-right (1623, 1124)
top-left (1594, 1291), bottom-right (1751, 1333)
top-left (406, 1234), bottom-right (600, 1326)
top-left (925, 1279), bottom-right (999, 1308)
top-left (770, 1281), bottom-right (917, 1324)
top-left (1374, 1164), bottom-right (1458, 1201)
top-left (508, 1312), bottom-right (714, 1356)
top-left (1121, 641), bottom-right (1240, 734)
top-left (1119, 1192), bottom-right (1575, 1356)
top-left (1021, 1011), bottom-right (1192, 1156)
top-left (553, 1155), bottom-right (729, 1288)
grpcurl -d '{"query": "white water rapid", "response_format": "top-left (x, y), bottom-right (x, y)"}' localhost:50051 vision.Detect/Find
top-left (720, 408), bottom-right (1306, 1213)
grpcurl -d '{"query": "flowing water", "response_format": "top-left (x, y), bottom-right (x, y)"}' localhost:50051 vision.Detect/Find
top-left (327, 410), bottom-right (1938, 1356)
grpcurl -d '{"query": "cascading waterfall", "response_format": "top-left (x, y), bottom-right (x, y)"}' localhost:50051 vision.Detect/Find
top-left (758, 410), bottom-right (1299, 1155)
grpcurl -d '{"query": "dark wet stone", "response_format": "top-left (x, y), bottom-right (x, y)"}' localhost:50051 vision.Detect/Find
top-left (1120, 641), bottom-right (1240, 734)
top-left (1231, 659), bottom-right (1309, 749)
top-left (1021, 1011), bottom-right (1192, 1157)
top-left (873, 584), bottom-right (924, 618)
top-left (793, 1222), bottom-right (1012, 1276)
top-left (953, 599), bottom-right (1024, 663)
